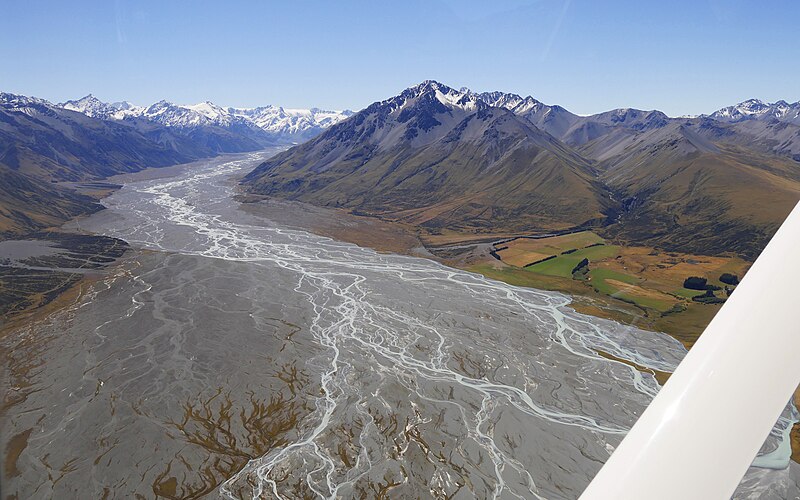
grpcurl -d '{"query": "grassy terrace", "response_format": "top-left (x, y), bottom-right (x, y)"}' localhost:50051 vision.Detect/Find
top-left (470, 231), bottom-right (750, 347)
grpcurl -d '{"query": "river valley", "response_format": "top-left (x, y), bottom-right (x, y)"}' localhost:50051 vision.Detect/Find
top-left (2, 150), bottom-right (798, 499)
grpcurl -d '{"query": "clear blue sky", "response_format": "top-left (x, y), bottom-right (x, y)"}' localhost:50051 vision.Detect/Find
top-left (2, 0), bottom-right (798, 116)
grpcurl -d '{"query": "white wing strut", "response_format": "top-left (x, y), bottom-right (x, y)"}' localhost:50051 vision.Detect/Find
top-left (581, 201), bottom-right (800, 500)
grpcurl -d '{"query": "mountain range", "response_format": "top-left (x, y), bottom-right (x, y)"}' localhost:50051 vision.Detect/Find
top-left (3, 83), bottom-right (799, 260)
top-left (0, 92), bottom-right (348, 235)
top-left (60, 94), bottom-right (353, 144)
top-left (243, 81), bottom-right (800, 259)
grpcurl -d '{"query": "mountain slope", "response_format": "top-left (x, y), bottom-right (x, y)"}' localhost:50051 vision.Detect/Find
top-left (244, 82), bottom-right (800, 259)
top-left (0, 164), bottom-right (102, 235)
top-left (0, 93), bottom-right (206, 235)
top-left (475, 91), bottom-right (670, 147)
top-left (0, 90), bottom-right (355, 237)
top-left (0, 91), bottom-right (353, 237)
top-left (0, 95), bottom-right (197, 181)
top-left (585, 121), bottom-right (800, 259)
top-left (475, 91), bottom-right (582, 139)
top-left (243, 81), bottom-right (609, 235)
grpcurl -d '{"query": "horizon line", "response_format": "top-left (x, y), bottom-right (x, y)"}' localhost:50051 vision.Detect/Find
top-left (3, 82), bottom-right (798, 120)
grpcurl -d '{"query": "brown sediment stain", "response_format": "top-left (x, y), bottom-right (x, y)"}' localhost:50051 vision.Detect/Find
top-left (1, 278), bottom-right (95, 414)
top-left (29, 452), bottom-right (80, 488)
top-left (93, 437), bottom-right (118, 466)
top-left (0, 270), bottom-right (96, 342)
top-left (2, 257), bottom-right (141, 434)
top-left (367, 467), bottom-right (407, 499)
top-left (4, 428), bottom-right (32, 478)
top-left (451, 350), bottom-right (490, 380)
top-left (151, 463), bottom-right (178, 498)
top-left (331, 421), bottom-right (362, 471)
top-left (595, 349), bottom-right (672, 386)
top-left (273, 319), bottom-right (301, 352)
top-left (276, 363), bottom-right (304, 396)
top-left (152, 363), bottom-right (315, 499)
top-left (362, 402), bottom-right (473, 497)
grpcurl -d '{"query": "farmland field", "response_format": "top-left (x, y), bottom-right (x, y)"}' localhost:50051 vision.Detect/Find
top-left (524, 244), bottom-right (620, 277)
top-left (475, 231), bottom-right (751, 345)
top-left (494, 231), bottom-right (604, 266)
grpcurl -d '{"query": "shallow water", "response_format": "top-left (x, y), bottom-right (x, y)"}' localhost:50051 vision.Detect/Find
top-left (2, 150), bottom-right (797, 499)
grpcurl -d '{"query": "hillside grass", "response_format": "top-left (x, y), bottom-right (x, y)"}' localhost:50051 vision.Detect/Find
top-left (589, 268), bottom-right (640, 288)
top-left (672, 287), bottom-right (706, 299)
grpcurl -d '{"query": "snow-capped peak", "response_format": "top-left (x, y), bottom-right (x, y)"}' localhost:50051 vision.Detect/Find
top-left (141, 100), bottom-right (226, 128)
top-left (0, 93), bottom-right (58, 121)
top-left (709, 98), bottom-right (800, 124)
top-left (59, 94), bottom-right (144, 119)
top-left (60, 94), bottom-right (108, 116)
top-left (0, 92), bottom-right (51, 108)
top-left (110, 100), bottom-right (138, 111)
top-left (186, 101), bottom-right (230, 122)
top-left (229, 106), bottom-right (352, 138)
top-left (476, 91), bottom-right (544, 115)
top-left (392, 80), bottom-right (486, 114)
top-left (735, 99), bottom-right (768, 114)
top-left (54, 94), bottom-right (354, 140)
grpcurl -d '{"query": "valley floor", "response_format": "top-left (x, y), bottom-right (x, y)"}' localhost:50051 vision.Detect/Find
top-left (239, 198), bottom-right (737, 347)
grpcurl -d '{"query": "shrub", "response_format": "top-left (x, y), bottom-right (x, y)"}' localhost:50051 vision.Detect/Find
top-left (683, 276), bottom-right (707, 290)
top-left (693, 295), bottom-right (726, 304)
top-left (692, 289), bottom-right (726, 304)
top-left (661, 302), bottom-right (687, 317)
top-left (719, 273), bottom-right (739, 285)
top-left (524, 254), bottom-right (557, 267)
top-left (571, 258), bottom-right (589, 274)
